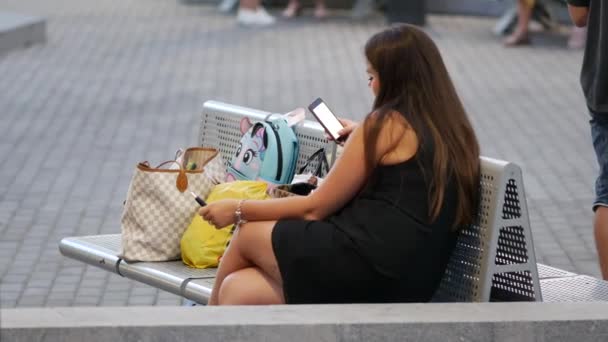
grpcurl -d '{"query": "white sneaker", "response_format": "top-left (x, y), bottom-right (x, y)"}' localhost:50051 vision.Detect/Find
top-left (237, 7), bottom-right (276, 26)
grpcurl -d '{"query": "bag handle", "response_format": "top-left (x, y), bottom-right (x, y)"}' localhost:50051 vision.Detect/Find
top-left (298, 148), bottom-right (330, 177)
top-left (174, 148), bottom-right (185, 161)
top-left (138, 160), bottom-right (188, 193)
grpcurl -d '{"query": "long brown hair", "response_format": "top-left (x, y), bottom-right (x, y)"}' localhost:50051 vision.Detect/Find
top-left (364, 24), bottom-right (480, 229)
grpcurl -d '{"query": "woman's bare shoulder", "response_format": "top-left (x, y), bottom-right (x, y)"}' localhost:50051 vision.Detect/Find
top-left (376, 111), bottom-right (418, 165)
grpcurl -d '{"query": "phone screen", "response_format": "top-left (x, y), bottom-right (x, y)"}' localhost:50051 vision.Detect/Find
top-left (309, 99), bottom-right (343, 140)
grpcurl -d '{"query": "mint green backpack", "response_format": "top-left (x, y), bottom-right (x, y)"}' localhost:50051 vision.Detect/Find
top-left (226, 110), bottom-right (304, 184)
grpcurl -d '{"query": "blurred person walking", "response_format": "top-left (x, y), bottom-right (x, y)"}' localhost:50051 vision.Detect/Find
top-left (504, 0), bottom-right (586, 48)
top-left (237, 0), bottom-right (275, 26)
top-left (282, 0), bottom-right (328, 19)
top-left (504, 0), bottom-right (535, 46)
top-left (566, 0), bottom-right (608, 280)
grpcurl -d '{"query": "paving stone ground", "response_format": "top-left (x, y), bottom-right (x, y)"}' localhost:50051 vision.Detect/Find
top-left (0, 0), bottom-right (600, 307)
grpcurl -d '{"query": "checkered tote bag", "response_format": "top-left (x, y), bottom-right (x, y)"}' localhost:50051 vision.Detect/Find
top-left (120, 148), bottom-right (226, 262)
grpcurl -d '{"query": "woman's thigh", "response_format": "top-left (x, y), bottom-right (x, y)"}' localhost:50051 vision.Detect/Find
top-left (233, 221), bottom-right (283, 285)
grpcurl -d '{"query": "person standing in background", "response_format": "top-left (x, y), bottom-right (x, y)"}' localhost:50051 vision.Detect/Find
top-left (566, 0), bottom-right (608, 280)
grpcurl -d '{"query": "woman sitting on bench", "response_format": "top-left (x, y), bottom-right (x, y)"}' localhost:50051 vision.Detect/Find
top-left (199, 24), bottom-right (481, 305)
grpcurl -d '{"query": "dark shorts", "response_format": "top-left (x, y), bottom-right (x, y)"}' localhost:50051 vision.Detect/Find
top-left (590, 114), bottom-right (608, 210)
top-left (271, 220), bottom-right (398, 304)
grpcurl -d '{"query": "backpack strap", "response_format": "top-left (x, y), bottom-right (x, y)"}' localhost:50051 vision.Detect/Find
top-left (263, 120), bottom-right (283, 182)
top-left (298, 148), bottom-right (330, 177)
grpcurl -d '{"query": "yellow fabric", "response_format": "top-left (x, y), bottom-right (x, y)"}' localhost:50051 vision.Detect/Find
top-left (180, 181), bottom-right (270, 268)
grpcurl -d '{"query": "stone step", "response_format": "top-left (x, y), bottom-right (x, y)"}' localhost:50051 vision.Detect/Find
top-left (0, 11), bottom-right (46, 55)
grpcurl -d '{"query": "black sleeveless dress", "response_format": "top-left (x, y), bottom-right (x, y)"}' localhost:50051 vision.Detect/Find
top-left (271, 150), bottom-right (459, 304)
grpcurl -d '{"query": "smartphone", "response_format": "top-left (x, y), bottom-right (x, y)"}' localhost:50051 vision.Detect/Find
top-left (190, 191), bottom-right (207, 206)
top-left (308, 97), bottom-right (344, 142)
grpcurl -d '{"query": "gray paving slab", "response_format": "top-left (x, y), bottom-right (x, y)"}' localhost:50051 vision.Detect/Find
top-left (0, 0), bottom-right (601, 308)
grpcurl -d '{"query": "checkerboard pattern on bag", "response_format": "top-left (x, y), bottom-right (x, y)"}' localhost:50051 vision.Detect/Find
top-left (200, 150), bottom-right (226, 185)
top-left (120, 150), bottom-right (226, 262)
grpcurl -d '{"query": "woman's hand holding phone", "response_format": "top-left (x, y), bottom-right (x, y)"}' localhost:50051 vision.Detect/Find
top-left (307, 98), bottom-right (359, 145)
top-left (327, 118), bottom-right (358, 145)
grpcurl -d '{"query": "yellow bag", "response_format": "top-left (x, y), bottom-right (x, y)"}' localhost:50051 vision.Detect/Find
top-left (181, 181), bottom-right (270, 268)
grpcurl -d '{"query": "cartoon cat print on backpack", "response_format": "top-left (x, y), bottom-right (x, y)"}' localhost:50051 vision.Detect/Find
top-left (226, 115), bottom-right (300, 185)
top-left (226, 119), bottom-right (267, 182)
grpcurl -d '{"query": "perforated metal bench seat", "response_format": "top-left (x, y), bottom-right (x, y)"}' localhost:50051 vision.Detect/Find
top-left (59, 234), bottom-right (217, 304)
top-left (58, 100), bottom-right (608, 305)
top-left (537, 264), bottom-right (608, 302)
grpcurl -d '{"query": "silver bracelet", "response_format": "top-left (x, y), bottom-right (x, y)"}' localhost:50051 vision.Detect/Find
top-left (235, 199), bottom-right (247, 228)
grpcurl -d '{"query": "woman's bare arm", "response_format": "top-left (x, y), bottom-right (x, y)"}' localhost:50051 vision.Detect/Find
top-left (200, 112), bottom-right (416, 227)
top-left (237, 122), bottom-right (372, 222)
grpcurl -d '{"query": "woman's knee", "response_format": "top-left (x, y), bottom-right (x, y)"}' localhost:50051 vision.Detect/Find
top-left (236, 222), bottom-right (283, 281)
top-left (218, 268), bottom-right (284, 305)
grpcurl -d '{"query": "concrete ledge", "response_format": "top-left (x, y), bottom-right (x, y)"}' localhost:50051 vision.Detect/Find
top-left (3, 303), bottom-right (608, 341)
top-left (0, 11), bottom-right (46, 55)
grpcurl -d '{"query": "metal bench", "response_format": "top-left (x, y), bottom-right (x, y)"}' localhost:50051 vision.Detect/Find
top-left (59, 100), bottom-right (608, 304)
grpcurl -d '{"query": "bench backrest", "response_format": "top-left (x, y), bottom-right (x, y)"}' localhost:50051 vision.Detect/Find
top-left (199, 101), bottom-right (542, 302)
top-left (432, 158), bottom-right (542, 302)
